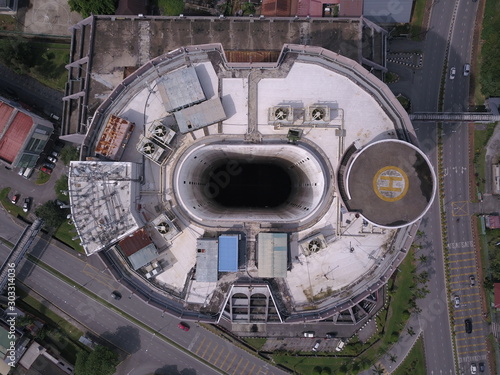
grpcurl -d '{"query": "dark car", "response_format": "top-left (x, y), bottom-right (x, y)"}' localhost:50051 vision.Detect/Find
top-left (178, 322), bottom-right (190, 331)
top-left (23, 198), bottom-right (31, 212)
top-left (111, 291), bottom-right (121, 300)
top-left (465, 318), bottom-right (472, 334)
top-left (325, 332), bottom-right (337, 339)
top-left (478, 362), bottom-right (485, 372)
top-left (43, 162), bottom-right (56, 169)
top-left (40, 166), bottom-right (52, 174)
top-left (469, 275), bottom-right (476, 286)
top-left (11, 194), bottom-right (20, 204)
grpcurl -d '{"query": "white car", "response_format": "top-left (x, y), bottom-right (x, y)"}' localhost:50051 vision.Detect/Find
top-left (335, 340), bottom-right (345, 352)
top-left (312, 341), bottom-right (320, 352)
top-left (454, 296), bottom-right (460, 308)
top-left (449, 67), bottom-right (456, 79)
top-left (303, 331), bottom-right (315, 338)
top-left (471, 363), bottom-right (477, 374)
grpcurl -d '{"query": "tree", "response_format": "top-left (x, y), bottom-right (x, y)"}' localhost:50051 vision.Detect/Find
top-left (418, 254), bottom-right (428, 263)
top-left (407, 326), bottom-right (416, 336)
top-left (60, 146), bottom-right (80, 166)
top-left (372, 364), bottom-right (384, 374)
top-left (389, 354), bottom-right (398, 363)
top-left (54, 175), bottom-right (69, 200)
top-left (35, 200), bottom-right (68, 230)
top-left (68, 0), bottom-right (117, 18)
top-left (75, 346), bottom-right (118, 375)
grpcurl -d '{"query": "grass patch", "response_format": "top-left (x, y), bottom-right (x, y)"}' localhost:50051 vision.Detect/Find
top-left (55, 220), bottom-right (84, 253)
top-left (479, 0), bottom-right (500, 98)
top-left (35, 170), bottom-right (51, 185)
top-left (158, 0), bottom-right (185, 15)
top-left (243, 337), bottom-right (267, 351)
top-left (0, 38), bottom-right (69, 91)
top-left (392, 336), bottom-right (426, 375)
top-left (0, 14), bottom-right (16, 31)
top-left (473, 123), bottom-right (496, 193)
top-left (410, 0), bottom-right (427, 40)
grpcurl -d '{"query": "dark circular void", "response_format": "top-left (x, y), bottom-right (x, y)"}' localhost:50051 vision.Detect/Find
top-left (209, 163), bottom-right (292, 207)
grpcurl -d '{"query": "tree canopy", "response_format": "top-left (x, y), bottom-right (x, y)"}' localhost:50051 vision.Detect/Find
top-left (35, 200), bottom-right (68, 230)
top-left (75, 346), bottom-right (118, 375)
top-left (68, 0), bottom-right (117, 18)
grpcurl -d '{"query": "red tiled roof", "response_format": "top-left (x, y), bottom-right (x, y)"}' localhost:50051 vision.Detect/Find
top-left (0, 111), bottom-right (32, 163)
top-left (487, 215), bottom-right (500, 229)
top-left (495, 283), bottom-right (500, 308)
top-left (119, 228), bottom-right (152, 256)
top-left (339, 0), bottom-right (362, 17)
top-left (262, 0), bottom-right (292, 17)
top-left (0, 101), bottom-right (14, 135)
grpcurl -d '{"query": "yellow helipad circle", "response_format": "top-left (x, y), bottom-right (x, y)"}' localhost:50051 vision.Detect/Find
top-left (373, 166), bottom-right (409, 202)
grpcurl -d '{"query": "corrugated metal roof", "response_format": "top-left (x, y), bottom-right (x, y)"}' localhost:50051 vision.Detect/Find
top-left (363, 0), bottom-right (413, 23)
top-left (128, 243), bottom-right (158, 270)
top-left (174, 97), bottom-right (227, 134)
top-left (218, 234), bottom-right (239, 272)
top-left (258, 233), bottom-right (288, 278)
top-left (157, 66), bottom-right (206, 112)
top-left (95, 115), bottom-right (134, 160)
top-left (119, 228), bottom-right (152, 256)
top-left (0, 111), bottom-right (33, 163)
top-left (196, 238), bottom-right (219, 282)
top-left (0, 101), bottom-right (14, 136)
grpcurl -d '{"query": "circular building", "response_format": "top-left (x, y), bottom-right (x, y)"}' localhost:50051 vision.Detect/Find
top-left (69, 43), bottom-right (435, 326)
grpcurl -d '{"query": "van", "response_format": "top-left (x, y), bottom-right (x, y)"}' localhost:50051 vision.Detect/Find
top-left (23, 167), bottom-right (33, 179)
top-left (18, 167), bottom-right (26, 176)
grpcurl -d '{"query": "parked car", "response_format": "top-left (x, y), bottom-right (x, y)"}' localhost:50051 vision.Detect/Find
top-left (47, 155), bottom-right (57, 163)
top-left (111, 291), bottom-right (121, 300)
top-left (40, 166), bottom-right (52, 175)
top-left (478, 362), bottom-right (484, 372)
top-left (178, 322), bottom-right (190, 331)
top-left (23, 198), bottom-right (31, 212)
top-left (325, 332), bottom-right (337, 339)
top-left (471, 363), bottom-right (477, 374)
top-left (454, 295), bottom-right (460, 308)
top-left (11, 194), bottom-right (20, 204)
top-left (463, 63), bottom-right (471, 76)
top-left (312, 341), bottom-right (320, 352)
top-left (465, 318), bottom-right (472, 334)
top-left (449, 67), bottom-right (456, 79)
top-left (335, 340), bottom-right (345, 352)
top-left (469, 275), bottom-right (475, 286)
top-left (303, 331), bottom-right (315, 338)
top-left (18, 167), bottom-right (25, 176)
top-left (51, 150), bottom-right (60, 158)
top-left (43, 162), bottom-right (56, 169)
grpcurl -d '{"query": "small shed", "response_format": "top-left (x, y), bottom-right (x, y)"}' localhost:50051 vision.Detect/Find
top-left (118, 228), bottom-right (159, 270)
top-left (257, 233), bottom-right (288, 278)
top-left (218, 234), bottom-right (239, 272)
top-left (196, 238), bottom-right (219, 282)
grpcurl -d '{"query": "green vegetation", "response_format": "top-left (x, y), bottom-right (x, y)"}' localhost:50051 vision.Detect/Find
top-left (60, 146), bottom-right (80, 166)
top-left (35, 170), bottom-right (51, 185)
top-left (0, 14), bottom-right (16, 31)
top-left (479, 0), bottom-right (500, 98)
top-left (75, 345), bottom-right (118, 375)
top-left (385, 72), bottom-right (399, 84)
top-left (243, 337), bottom-right (267, 350)
top-left (473, 123), bottom-right (496, 194)
top-left (392, 336), bottom-right (426, 375)
top-left (68, 0), bottom-right (117, 18)
top-left (0, 37), bottom-right (69, 90)
top-left (35, 200), bottom-right (69, 230)
top-left (55, 220), bottom-right (85, 253)
top-left (396, 93), bottom-right (410, 111)
top-left (410, 0), bottom-right (427, 40)
top-left (55, 175), bottom-right (69, 201)
top-left (158, 0), bottom-right (185, 16)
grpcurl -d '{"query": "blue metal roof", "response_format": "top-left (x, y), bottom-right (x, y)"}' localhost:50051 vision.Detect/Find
top-left (218, 235), bottom-right (239, 272)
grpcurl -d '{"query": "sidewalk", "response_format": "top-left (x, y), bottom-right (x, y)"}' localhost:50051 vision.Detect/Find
top-left (359, 314), bottom-right (422, 375)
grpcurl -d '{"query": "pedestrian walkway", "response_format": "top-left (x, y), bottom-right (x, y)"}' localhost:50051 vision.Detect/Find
top-left (359, 314), bottom-right (422, 375)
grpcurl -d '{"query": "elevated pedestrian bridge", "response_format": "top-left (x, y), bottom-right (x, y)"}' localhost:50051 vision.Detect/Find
top-left (410, 112), bottom-right (500, 122)
top-left (0, 218), bottom-right (43, 293)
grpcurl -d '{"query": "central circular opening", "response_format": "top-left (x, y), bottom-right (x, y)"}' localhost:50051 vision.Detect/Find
top-left (209, 163), bottom-right (292, 208)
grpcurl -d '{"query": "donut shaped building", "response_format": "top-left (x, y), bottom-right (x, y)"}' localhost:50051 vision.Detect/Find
top-left (68, 44), bottom-right (435, 326)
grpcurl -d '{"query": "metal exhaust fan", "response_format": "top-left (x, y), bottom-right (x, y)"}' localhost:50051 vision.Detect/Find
top-left (142, 142), bottom-right (155, 154)
top-left (311, 108), bottom-right (325, 121)
top-left (308, 239), bottom-right (322, 253)
top-left (156, 222), bottom-right (170, 234)
top-left (154, 125), bottom-right (167, 137)
top-left (275, 108), bottom-right (288, 120)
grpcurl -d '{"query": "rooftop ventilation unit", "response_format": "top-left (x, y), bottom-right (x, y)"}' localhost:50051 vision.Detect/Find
top-left (136, 135), bottom-right (169, 165)
top-left (306, 105), bottom-right (330, 122)
top-left (299, 233), bottom-right (327, 256)
top-left (151, 213), bottom-right (180, 241)
top-left (147, 120), bottom-right (176, 146)
top-left (268, 106), bottom-right (293, 125)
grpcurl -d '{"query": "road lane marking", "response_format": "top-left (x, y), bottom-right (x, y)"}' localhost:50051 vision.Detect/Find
top-left (219, 351), bottom-right (231, 368)
top-left (448, 251), bottom-right (475, 256)
top-left (239, 360), bottom-right (249, 374)
top-left (231, 357), bottom-right (244, 374)
top-left (451, 201), bottom-right (469, 216)
top-left (457, 342), bottom-right (486, 349)
top-left (248, 364), bottom-right (256, 374)
top-left (213, 347), bottom-right (225, 366)
top-left (225, 354), bottom-right (237, 372)
top-left (207, 344), bottom-right (218, 361)
top-left (449, 266), bottom-right (476, 271)
top-left (201, 341), bottom-right (211, 358)
top-left (456, 335), bottom-right (484, 341)
top-left (449, 257), bottom-right (476, 263)
top-left (187, 331), bottom-right (200, 351)
top-left (194, 337), bottom-right (206, 355)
